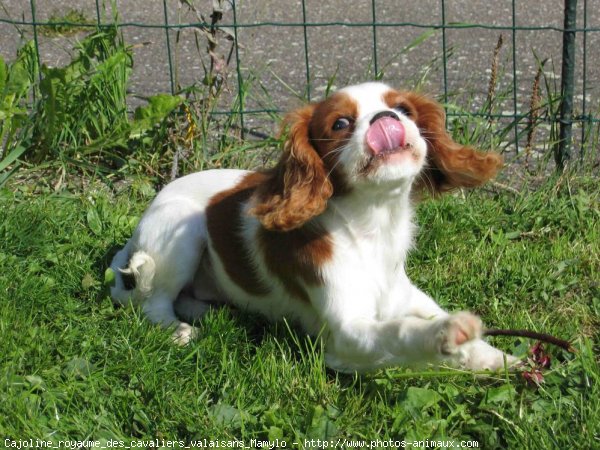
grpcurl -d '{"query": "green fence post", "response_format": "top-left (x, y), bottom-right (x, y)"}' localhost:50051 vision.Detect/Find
top-left (95, 0), bottom-right (101, 26)
top-left (554, 0), bottom-right (578, 170)
top-left (440, 0), bottom-right (448, 105)
top-left (511, 0), bottom-right (519, 154)
top-left (162, 0), bottom-right (175, 94)
top-left (301, 0), bottom-right (311, 101)
top-left (371, 0), bottom-right (379, 79)
top-left (580, 0), bottom-right (589, 158)
top-left (29, 0), bottom-right (42, 86)
top-left (231, 0), bottom-right (245, 140)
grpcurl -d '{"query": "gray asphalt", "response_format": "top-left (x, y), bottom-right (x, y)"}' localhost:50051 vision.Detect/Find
top-left (1, 1), bottom-right (599, 141)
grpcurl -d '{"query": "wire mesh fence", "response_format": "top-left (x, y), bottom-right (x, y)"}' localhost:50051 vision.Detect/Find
top-left (1, 0), bottom-right (598, 168)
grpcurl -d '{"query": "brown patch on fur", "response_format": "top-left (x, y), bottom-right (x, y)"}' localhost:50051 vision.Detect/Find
top-left (383, 90), bottom-right (419, 119)
top-left (258, 223), bottom-right (333, 303)
top-left (250, 104), bottom-right (334, 231)
top-left (308, 92), bottom-right (357, 195)
top-left (391, 92), bottom-right (503, 194)
top-left (207, 169), bottom-right (333, 303)
top-left (206, 172), bottom-right (271, 297)
top-left (250, 92), bottom-right (360, 231)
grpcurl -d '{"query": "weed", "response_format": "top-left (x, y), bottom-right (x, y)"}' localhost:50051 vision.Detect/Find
top-left (0, 29), bottom-right (189, 188)
top-left (0, 41), bottom-right (39, 181)
top-left (29, 28), bottom-right (132, 162)
top-left (39, 9), bottom-right (94, 37)
top-left (485, 34), bottom-right (504, 114)
top-left (524, 59), bottom-right (546, 172)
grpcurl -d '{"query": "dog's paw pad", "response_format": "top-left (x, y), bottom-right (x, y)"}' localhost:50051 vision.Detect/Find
top-left (172, 323), bottom-right (198, 346)
top-left (437, 312), bottom-right (482, 355)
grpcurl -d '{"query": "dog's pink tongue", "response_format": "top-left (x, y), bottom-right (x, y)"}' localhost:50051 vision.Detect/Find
top-left (366, 117), bottom-right (406, 155)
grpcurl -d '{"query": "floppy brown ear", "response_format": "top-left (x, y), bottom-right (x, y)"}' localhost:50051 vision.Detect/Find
top-left (404, 92), bottom-right (503, 194)
top-left (250, 104), bottom-right (333, 231)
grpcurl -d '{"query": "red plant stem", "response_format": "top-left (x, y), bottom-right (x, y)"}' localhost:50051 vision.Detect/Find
top-left (484, 328), bottom-right (576, 353)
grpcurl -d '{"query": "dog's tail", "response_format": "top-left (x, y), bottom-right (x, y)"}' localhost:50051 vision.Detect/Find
top-left (110, 248), bottom-right (156, 305)
top-left (120, 251), bottom-right (156, 295)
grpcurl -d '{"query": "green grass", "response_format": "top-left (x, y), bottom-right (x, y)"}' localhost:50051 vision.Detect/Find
top-left (0, 175), bottom-right (598, 448)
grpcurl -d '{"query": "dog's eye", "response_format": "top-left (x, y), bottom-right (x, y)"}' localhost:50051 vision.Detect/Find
top-left (393, 104), bottom-right (412, 117)
top-left (332, 117), bottom-right (352, 131)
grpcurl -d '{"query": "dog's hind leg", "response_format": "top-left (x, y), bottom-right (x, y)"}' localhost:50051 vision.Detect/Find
top-left (173, 252), bottom-right (224, 330)
top-left (142, 290), bottom-right (199, 345)
top-left (174, 295), bottom-right (212, 324)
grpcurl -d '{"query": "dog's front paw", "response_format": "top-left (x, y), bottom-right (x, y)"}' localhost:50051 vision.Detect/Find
top-left (459, 340), bottom-right (520, 371)
top-left (172, 322), bottom-right (198, 346)
top-left (435, 312), bottom-right (482, 355)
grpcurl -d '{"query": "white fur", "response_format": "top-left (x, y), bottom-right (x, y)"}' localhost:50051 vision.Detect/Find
top-left (110, 82), bottom-right (516, 372)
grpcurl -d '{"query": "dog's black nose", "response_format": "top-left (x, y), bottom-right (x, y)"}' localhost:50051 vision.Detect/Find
top-left (369, 110), bottom-right (400, 125)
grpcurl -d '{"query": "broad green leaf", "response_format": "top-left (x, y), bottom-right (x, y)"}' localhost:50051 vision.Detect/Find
top-left (268, 426), bottom-right (284, 441)
top-left (63, 357), bottom-right (95, 379)
top-left (90, 50), bottom-right (131, 84)
top-left (86, 206), bottom-right (103, 236)
top-left (0, 145), bottom-right (27, 171)
top-left (6, 62), bottom-right (29, 97)
top-left (505, 230), bottom-right (522, 240)
top-left (305, 405), bottom-right (337, 440)
top-left (480, 384), bottom-right (516, 406)
top-left (208, 403), bottom-right (255, 428)
top-left (401, 386), bottom-right (442, 416)
top-left (132, 93), bottom-right (183, 132)
top-left (25, 375), bottom-right (46, 391)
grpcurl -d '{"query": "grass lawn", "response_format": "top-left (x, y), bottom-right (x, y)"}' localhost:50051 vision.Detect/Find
top-left (0, 173), bottom-right (598, 448)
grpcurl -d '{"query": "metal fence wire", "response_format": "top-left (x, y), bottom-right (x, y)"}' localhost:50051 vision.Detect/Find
top-left (0, 0), bottom-right (598, 167)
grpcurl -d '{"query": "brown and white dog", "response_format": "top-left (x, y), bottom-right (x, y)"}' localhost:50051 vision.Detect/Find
top-left (110, 82), bottom-right (516, 372)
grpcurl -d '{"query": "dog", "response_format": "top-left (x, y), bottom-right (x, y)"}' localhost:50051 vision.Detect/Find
top-left (109, 82), bottom-right (517, 372)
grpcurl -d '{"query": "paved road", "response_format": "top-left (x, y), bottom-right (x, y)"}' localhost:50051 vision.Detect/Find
top-left (1, 0), bottom-right (599, 141)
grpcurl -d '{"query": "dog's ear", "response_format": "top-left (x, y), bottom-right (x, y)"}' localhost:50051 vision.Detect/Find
top-left (250, 104), bottom-right (333, 231)
top-left (403, 92), bottom-right (503, 194)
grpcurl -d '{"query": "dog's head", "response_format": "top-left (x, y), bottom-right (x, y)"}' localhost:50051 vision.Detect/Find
top-left (251, 82), bottom-right (503, 231)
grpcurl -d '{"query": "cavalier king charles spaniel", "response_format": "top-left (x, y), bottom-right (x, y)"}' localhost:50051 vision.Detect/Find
top-left (110, 82), bottom-right (517, 372)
